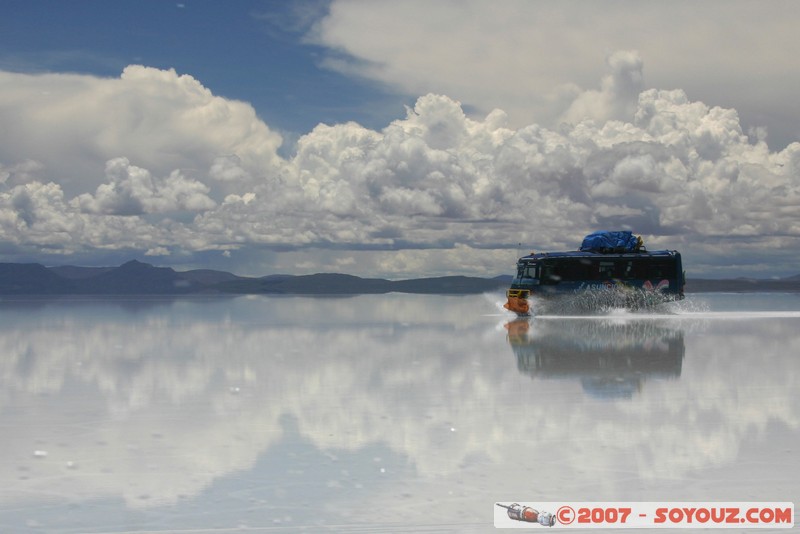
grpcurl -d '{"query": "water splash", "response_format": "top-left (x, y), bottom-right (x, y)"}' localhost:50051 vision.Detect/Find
top-left (529, 287), bottom-right (683, 317)
top-left (665, 295), bottom-right (711, 314)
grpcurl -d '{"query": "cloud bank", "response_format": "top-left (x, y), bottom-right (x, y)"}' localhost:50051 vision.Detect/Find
top-left (312, 0), bottom-right (800, 150)
top-left (1, 58), bottom-right (799, 277)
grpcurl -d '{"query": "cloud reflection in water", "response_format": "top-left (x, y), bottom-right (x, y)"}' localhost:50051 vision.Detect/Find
top-left (0, 294), bottom-right (797, 530)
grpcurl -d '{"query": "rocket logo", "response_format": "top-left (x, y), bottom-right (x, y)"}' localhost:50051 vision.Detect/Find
top-left (496, 503), bottom-right (556, 527)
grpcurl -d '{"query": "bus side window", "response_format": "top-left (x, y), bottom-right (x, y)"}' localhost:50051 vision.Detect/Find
top-left (541, 264), bottom-right (558, 284)
top-left (650, 262), bottom-right (676, 279)
top-left (629, 260), bottom-right (646, 279)
top-left (598, 261), bottom-right (615, 279)
top-left (622, 260), bottom-right (635, 279)
top-left (560, 260), bottom-right (587, 280)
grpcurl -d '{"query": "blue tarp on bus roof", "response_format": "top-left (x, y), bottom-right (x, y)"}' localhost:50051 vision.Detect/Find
top-left (579, 231), bottom-right (642, 253)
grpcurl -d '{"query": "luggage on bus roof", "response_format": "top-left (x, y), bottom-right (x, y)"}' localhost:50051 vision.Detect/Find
top-left (579, 231), bottom-right (643, 253)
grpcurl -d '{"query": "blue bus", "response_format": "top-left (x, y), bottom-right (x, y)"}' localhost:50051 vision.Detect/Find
top-left (504, 232), bottom-right (685, 315)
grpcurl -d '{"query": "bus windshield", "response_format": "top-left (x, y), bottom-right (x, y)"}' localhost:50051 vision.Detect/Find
top-left (516, 262), bottom-right (538, 280)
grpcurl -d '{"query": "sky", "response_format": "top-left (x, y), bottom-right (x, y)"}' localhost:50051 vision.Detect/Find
top-left (1, 0), bottom-right (799, 278)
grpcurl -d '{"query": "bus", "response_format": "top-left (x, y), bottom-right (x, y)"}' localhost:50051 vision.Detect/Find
top-left (504, 232), bottom-right (685, 315)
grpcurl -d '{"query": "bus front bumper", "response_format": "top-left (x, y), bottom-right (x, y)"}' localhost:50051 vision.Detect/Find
top-left (504, 289), bottom-right (531, 315)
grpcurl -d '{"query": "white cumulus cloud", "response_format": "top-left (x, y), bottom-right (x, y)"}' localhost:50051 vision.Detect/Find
top-left (0, 66), bottom-right (283, 196)
top-left (1, 56), bottom-right (799, 277)
top-left (310, 0), bottom-right (800, 149)
top-left (75, 158), bottom-right (216, 215)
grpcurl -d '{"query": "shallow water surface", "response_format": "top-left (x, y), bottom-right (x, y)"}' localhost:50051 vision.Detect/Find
top-left (0, 293), bottom-right (798, 532)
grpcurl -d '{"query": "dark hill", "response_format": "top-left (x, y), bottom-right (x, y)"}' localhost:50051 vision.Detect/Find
top-left (1, 260), bottom-right (797, 296)
top-left (215, 273), bottom-right (394, 294)
top-left (215, 272), bottom-right (507, 295)
top-left (393, 276), bottom-right (506, 294)
top-left (685, 278), bottom-right (800, 292)
top-left (0, 263), bottom-right (75, 294)
top-left (49, 265), bottom-right (115, 279)
top-left (73, 260), bottom-right (199, 294)
top-left (178, 269), bottom-right (246, 285)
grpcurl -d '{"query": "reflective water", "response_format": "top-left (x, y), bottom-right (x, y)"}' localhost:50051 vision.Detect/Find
top-left (0, 293), bottom-right (798, 532)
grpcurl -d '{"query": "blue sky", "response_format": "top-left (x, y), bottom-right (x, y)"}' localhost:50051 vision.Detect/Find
top-left (1, 1), bottom-right (405, 141)
top-left (1, 1), bottom-right (799, 278)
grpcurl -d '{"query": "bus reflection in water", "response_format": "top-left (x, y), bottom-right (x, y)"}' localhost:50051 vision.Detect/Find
top-left (505, 319), bottom-right (685, 399)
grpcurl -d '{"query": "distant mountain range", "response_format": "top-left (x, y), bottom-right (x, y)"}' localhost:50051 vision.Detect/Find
top-left (0, 260), bottom-right (509, 296)
top-left (1, 260), bottom-right (799, 296)
top-left (683, 277), bottom-right (800, 293)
